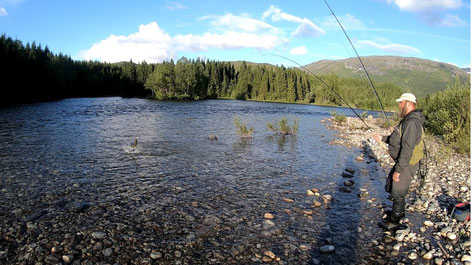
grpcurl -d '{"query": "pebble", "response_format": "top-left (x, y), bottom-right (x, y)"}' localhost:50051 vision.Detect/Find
top-left (282, 198), bottom-right (294, 203)
top-left (446, 232), bottom-right (457, 240)
top-left (320, 245), bottom-right (335, 254)
top-left (302, 210), bottom-right (313, 215)
top-left (356, 156), bottom-right (364, 162)
top-left (423, 220), bottom-right (434, 227)
top-left (440, 227), bottom-right (452, 237)
top-left (344, 180), bottom-right (355, 186)
top-left (395, 228), bottom-right (410, 242)
top-left (407, 251), bottom-right (418, 260)
top-left (462, 255), bottom-right (471, 262)
top-left (313, 200), bottom-right (322, 207)
top-left (102, 248), bottom-right (112, 256)
top-left (91, 232), bottom-right (106, 240)
top-left (435, 258), bottom-right (444, 265)
top-left (300, 244), bottom-right (310, 251)
top-left (306, 190), bottom-right (315, 196)
top-left (62, 255), bottom-right (73, 263)
top-left (26, 222), bottom-right (37, 230)
top-left (423, 250), bottom-right (433, 260)
top-left (150, 252), bottom-right (162, 259)
top-left (264, 250), bottom-right (276, 259)
top-left (345, 168), bottom-right (355, 174)
top-left (393, 243), bottom-right (402, 251)
top-left (264, 213), bottom-right (274, 219)
top-left (322, 195), bottom-right (332, 204)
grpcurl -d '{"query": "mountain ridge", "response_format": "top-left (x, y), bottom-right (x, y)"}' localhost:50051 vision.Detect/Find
top-left (304, 55), bottom-right (469, 98)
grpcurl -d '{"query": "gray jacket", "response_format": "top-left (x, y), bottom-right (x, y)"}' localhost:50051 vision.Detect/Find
top-left (382, 110), bottom-right (425, 173)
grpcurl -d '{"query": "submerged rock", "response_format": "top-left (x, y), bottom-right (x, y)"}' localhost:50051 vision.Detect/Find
top-left (320, 245), bottom-right (335, 254)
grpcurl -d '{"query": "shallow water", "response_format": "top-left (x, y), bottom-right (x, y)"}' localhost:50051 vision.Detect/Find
top-left (0, 98), bottom-right (390, 264)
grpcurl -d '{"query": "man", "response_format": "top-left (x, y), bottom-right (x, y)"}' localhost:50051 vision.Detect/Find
top-left (374, 92), bottom-right (425, 230)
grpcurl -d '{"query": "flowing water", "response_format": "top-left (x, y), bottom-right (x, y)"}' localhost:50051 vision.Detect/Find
top-left (0, 97), bottom-right (390, 264)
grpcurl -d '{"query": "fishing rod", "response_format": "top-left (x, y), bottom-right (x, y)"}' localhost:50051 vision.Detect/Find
top-left (323, 0), bottom-right (392, 128)
top-left (264, 53), bottom-right (371, 130)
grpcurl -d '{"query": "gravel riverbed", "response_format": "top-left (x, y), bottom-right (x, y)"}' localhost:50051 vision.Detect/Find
top-left (0, 111), bottom-right (469, 265)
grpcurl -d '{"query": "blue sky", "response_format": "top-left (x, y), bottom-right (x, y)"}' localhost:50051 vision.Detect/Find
top-left (0, 0), bottom-right (470, 68)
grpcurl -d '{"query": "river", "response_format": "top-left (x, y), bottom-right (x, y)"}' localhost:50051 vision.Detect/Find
top-left (0, 97), bottom-right (390, 264)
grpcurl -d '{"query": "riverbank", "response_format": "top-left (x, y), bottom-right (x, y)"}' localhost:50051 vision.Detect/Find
top-left (325, 115), bottom-right (471, 264)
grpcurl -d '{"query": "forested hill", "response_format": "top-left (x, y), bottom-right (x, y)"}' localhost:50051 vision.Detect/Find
top-left (304, 56), bottom-right (470, 98)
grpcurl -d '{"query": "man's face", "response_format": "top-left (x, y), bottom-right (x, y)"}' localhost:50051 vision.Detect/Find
top-left (398, 101), bottom-right (408, 118)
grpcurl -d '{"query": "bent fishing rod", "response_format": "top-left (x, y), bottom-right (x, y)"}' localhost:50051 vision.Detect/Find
top-left (264, 53), bottom-right (371, 130)
top-left (323, 0), bottom-right (392, 128)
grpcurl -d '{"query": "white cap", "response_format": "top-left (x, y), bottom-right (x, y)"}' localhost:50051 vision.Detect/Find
top-left (396, 93), bottom-right (416, 104)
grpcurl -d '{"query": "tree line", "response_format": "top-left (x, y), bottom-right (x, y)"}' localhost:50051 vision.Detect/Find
top-left (144, 58), bottom-right (403, 110)
top-left (1, 34), bottom-right (403, 110)
top-left (0, 34), bottom-right (152, 105)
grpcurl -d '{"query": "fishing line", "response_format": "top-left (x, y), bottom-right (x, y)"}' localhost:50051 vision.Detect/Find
top-left (323, 0), bottom-right (392, 128)
top-left (263, 53), bottom-right (371, 130)
top-left (323, 16), bottom-right (361, 110)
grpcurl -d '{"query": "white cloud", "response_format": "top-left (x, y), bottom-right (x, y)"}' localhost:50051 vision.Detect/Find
top-left (437, 14), bottom-right (467, 27)
top-left (200, 13), bottom-right (280, 34)
top-left (262, 5), bottom-right (325, 37)
top-left (321, 13), bottom-right (365, 30)
top-left (0, 7), bottom-right (7, 16)
top-left (356, 39), bottom-right (421, 54)
top-left (386, 0), bottom-right (466, 27)
top-left (290, 46), bottom-right (307, 55)
top-left (166, 1), bottom-right (188, 10)
top-left (81, 22), bottom-right (174, 63)
top-left (81, 21), bottom-right (287, 63)
top-left (386, 0), bottom-right (463, 12)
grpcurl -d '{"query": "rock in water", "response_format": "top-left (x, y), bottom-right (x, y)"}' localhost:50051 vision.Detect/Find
top-left (344, 180), bottom-right (355, 186)
top-left (320, 245), bottom-right (335, 254)
top-left (282, 198), bottom-right (294, 203)
top-left (345, 168), bottom-right (355, 174)
top-left (264, 251), bottom-right (276, 259)
top-left (264, 213), bottom-right (274, 219)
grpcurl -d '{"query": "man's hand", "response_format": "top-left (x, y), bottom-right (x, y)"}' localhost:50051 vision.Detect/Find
top-left (393, 172), bottom-right (400, 182)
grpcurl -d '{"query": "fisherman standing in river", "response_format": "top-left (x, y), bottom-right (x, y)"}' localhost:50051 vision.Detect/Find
top-left (374, 93), bottom-right (425, 230)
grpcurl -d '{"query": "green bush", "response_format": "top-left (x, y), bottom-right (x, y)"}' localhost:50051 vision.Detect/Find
top-left (267, 117), bottom-right (299, 135)
top-left (234, 116), bottom-right (254, 139)
top-left (330, 111), bottom-right (346, 124)
top-left (423, 79), bottom-right (470, 154)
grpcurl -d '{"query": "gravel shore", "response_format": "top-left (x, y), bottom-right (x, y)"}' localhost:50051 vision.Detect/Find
top-left (326, 115), bottom-right (471, 264)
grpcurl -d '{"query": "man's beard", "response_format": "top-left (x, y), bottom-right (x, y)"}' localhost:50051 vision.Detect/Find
top-left (399, 106), bottom-right (408, 118)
